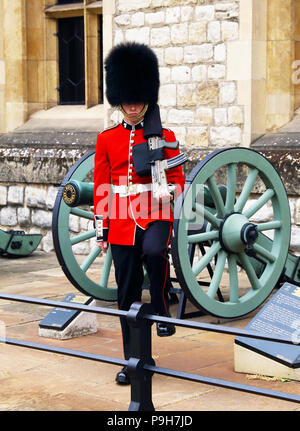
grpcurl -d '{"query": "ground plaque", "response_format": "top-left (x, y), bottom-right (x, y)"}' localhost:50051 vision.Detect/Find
top-left (234, 283), bottom-right (300, 380)
top-left (39, 293), bottom-right (97, 339)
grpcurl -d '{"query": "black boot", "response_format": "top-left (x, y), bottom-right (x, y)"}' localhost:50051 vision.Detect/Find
top-left (115, 366), bottom-right (130, 385)
top-left (156, 312), bottom-right (176, 337)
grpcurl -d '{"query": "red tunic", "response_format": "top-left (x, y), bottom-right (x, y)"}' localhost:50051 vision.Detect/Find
top-left (93, 121), bottom-right (185, 246)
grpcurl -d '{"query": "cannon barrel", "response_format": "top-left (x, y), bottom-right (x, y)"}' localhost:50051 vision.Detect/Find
top-left (62, 180), bottom-right (94, 207)
top-left (62, 179), bottom-right (227, 209)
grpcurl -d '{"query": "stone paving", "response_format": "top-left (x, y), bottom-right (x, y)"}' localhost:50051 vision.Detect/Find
top-left (0, 251), bottom-right (299, 411)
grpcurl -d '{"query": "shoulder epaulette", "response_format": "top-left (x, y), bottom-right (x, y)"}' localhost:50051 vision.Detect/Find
top-left (100, 123), bottom-right (120, 134)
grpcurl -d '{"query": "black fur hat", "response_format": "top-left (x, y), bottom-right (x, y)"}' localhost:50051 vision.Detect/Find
top-left (105, 42), bottom-right (160, 107)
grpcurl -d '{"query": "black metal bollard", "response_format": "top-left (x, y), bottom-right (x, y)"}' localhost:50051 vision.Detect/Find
top-left (127, 302), bottom-right (156, 411)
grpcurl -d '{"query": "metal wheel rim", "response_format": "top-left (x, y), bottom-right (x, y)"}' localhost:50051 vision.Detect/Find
top-left (52, 151), bottom-right (117, 301)
top-left (172, 148), bottom-right (291, 318)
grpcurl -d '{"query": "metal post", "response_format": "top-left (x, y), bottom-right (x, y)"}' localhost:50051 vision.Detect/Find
top-left (127, 302), bottom-right (155, 411)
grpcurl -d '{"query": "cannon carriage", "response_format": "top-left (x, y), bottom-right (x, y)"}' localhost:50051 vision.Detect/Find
top-left (52, 147), bottom-right (300, 319)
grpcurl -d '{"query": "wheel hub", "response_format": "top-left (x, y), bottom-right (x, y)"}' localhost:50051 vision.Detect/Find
top-left (220, 213), bottom-right (258, 253)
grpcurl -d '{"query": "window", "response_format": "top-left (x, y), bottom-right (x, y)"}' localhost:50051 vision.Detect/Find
top-left (57, 0), bottom-right (82, 4)
top-left (58, 17), bottom-right (85, 104)
top-left (46, 1), bottom-right (103, 107)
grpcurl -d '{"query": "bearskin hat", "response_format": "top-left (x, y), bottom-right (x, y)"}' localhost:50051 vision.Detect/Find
top-left (104, 42), bottom-right (160, 107)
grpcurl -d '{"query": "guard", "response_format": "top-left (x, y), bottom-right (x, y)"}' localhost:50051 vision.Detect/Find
top-left (93, 42), bottom-right (185, 385)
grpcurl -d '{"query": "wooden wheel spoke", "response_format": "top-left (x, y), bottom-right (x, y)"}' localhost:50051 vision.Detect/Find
top-left (187, 230), bottom-right (219, 244)
top-left (192, 241), bottom-right (221, 276)
top-left (243, 189), bottom-right (275, 219)
top-left (70, 207), bottom-right (94, 220)
top-left (238, 251), bottom-right (261, 291)
top-left (234, 168), bottom-right (258, 212)
top-left (70, 229), bottom-right (96, 245)
top-left (228, 254), bottom-right (239, 303)
top-left (206, 176), bottom-right (226, 217)
top-left (194, 202), bottom-right (221, 228)
top-left (80, 246), bottom-right (101, 273)
top-left (252, 243), bottom-right (276, 263)
top-left (256, 220), bottom-right (282, 232)
top-left (225, 163), bottom-right (237, 212)
top-left (207, 250), bottom-right (227, 299)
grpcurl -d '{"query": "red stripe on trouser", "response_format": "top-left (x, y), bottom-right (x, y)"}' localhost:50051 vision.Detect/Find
top-left (162, 223), bottom-right (173, 314)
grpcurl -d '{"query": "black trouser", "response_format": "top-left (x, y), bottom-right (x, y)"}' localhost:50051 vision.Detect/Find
top-left (111, 221), bottom-right (173, 360)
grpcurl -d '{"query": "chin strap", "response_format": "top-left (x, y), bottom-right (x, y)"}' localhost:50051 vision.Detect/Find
top-left (119, 103), bottom-right (149, 122)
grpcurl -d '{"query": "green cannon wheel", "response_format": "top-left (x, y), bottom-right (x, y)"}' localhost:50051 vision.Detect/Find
top-left (172, 148), bottom-right (291, 318)
top-left (52, 151), bottom-right (117, 301)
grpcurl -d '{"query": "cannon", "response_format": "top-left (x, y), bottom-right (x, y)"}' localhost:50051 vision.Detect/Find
top-left (52, 147), bottom-right (300, 319)
top-left (0, 228), bottom-right (42, 257)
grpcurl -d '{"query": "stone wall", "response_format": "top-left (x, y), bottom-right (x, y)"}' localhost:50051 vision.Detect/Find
top-left (109, 0), bottom-right (244, 149)
top-left (0, 183), bottom-right (58, 252)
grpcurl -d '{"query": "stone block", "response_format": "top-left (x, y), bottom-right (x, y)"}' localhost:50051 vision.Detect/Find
top-left (165, 47), bottom-right (184, 65)
top-left (228, 106), bottom-right (244, 125)
top-left (196, 82), bottom-right (219, 106)
top-left (191, 65), bottom-right (207, 82)
top-left (42, 231), bottom-right (54, 253)
top-left (219, 82), bottom-right (236, 105)
top-left (0, 186), bottom-right (7, 206)
top-left (159, 84), bottom-right (177, 106)
top-left (188, 22), bottom-right (207, 44)
top-left (186, 126), bottom-right (209, 148)
top-left (0, 206), bottom-right (17, 226)
top-left (25, 186), bottom-right (47, 209)
top-left (114, 14), bottom-right (131, 26)
top-left (221, 21), bottom-right (239, 41)
top-left (114, 29), bottom-right (124, 45)
top-left (119, 0), bottom-right (151, 12)
top-left (125, 27), bottom-right (150, 44)
top-left (151, 26), bottom-right (170, 46)
top-left (195, 5), bottom-right (215, 21)
top-left (171, 23), bottom-right (188, 45)
top-left (7, 186), bottom-right (24, 205)
top-left (17, 207), bottom-right (31, 228)
top-left (32, 209), bottom-right (52, 229)
top-left (290, 226), bottom-right (300, 252)
top-left (171, 66), bottom-right (191, 83)
top-left (159, 67), bottom-right (171, 83)
top-left (72, 240), bottom-right (90, 255)
top-left (208, 64), bottom-right (226, 80)
top-left (184, 44), bottom-right (213, 63)
top-left (210, 126), bottom-right (242, 146)
top-left (131, 12), bottom-right (145, 27)
top-left (195, 107), bottom-right (213, 125)
top-left (214, 43), bottom-right (226, 62)
top-left (168, 109), bottom-right (194, 124)
top-left (215, 2), bottom-right (239, 20)
top-left (153, 48), bottom-right (164, 66)
top-left (177, 84), bottom-right (197, 106)
top-left (166, 7), bottom-right (180, 23)
top-left (214, 108), bottom-right (228, 126)
top-left (207, 21), bottom-right (221, 43)
top-left (46, 186), bottom-right (59, 210)
top-left (181, 6), bottom-right (194, 22)
top-left (69, 214), bottom-right (80, 233)
top-left (145, 11), bottom-right (164, 25)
